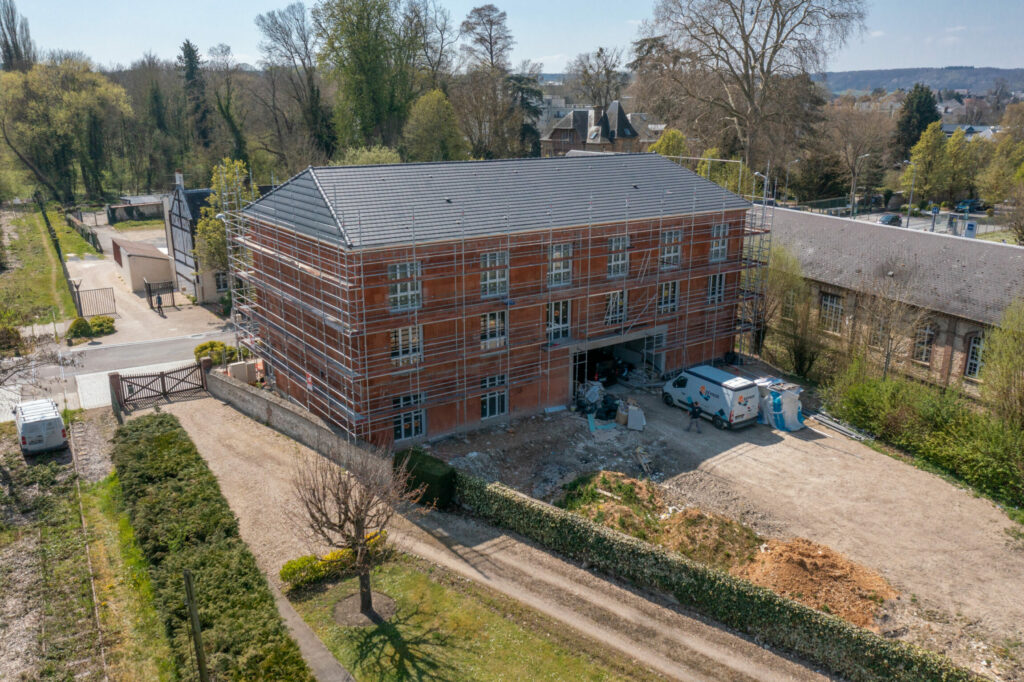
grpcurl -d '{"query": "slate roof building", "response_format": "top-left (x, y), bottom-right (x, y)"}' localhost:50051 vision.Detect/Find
top-left (231, 153), bottom-right (769, 444)
top-left (772, 209), bottom-right (1024, 389)
top-left (541, 101), bottom-right (661, 156)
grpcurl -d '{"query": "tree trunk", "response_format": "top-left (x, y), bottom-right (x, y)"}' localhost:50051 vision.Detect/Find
top-left (358, 570), bottom-right (373, 614)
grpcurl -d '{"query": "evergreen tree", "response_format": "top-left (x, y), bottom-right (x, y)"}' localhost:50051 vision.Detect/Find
top-left (894, 83), bottom-right (939, 160)
top-left (177, 40), bottom-right (213, 149)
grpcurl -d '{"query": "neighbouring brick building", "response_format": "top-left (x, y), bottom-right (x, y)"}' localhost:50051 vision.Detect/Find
top-left (772, 209), bottom-right (1024, 392)
top-left (541, 101), bottom-right (662, 157)
top-left (235, 154), bottom-right (762, 445)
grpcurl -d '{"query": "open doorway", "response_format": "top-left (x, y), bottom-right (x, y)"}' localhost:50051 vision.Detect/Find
top-left (572, 334), bottom-right (666, 391)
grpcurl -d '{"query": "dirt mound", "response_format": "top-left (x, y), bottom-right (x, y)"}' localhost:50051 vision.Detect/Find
top-left (661, 508), bottom-right (761, 571)
top-left (734, 538), bottom-right (897, 629)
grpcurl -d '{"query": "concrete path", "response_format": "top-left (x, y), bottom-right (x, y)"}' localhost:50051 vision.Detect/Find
top-left (271, 584), bottom-right (356, 682)
top-left (159, 398), bottom-right (827, 682)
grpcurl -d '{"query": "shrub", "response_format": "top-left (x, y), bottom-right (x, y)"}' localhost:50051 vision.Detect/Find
top-left (193, 340), bottom-right (249, 365)
top-left (0, 325), bottom-right (20, 352)
top-left (89, 315), bottom-right (115, 335)
top-left (111, 414), bottom-right (312, 681)
top-left (986, 207), bottom-right (995, 217)
top-left (396, 447), bottom-right (455, 510)
top-left (67, 317), bottom-right (93, 338)
top-left (280, 555), bottom-right (328, 589)
top-left (279, 531), bottom-right (389, 590)
top-left (453, 473), bottom-right (971, 682)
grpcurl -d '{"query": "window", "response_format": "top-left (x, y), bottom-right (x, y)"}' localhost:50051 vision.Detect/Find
top-left (481, 375), bottom-right (507, 419)
top-left (548, 243), bottom-right (572, 287)
top-left (388, 261), bottom-right (422, 311)
top-left (480, 251), bottom-right (508, 298)
top-left (392, 393), bottom-right (424, 441)
top-left (707, 273), bottom-right (726, 304)
top-left (390, 325), bottom-right (422, 366)
top-left (660, 230), bottom-right (681, 269)
top-left (965, 334), bottom-right (984, 378)
top-left (781, 290), bottom-right (796, 321)
top-left (604, 291), bottom-right (626, 325)
top-left (913, 323), bottom-right (935, 364)
top-left (709, 223), bottom-right (728, 263)
top-left (214, 271), bottom-right (230, 292)
top-left (480, 310), bottom-right (506, 349)
top-left (658, 281), bottom-right (678, 313)
top-left (868, 315), bottom-right (886, 349)
top-left (819, 293), bottom-right (843, 334)
top-left (607, 235), bottom-right (629, 277)
top-left (547, 300), bottom-right (570, 341)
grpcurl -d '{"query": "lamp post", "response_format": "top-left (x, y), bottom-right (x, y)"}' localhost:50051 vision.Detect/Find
top-left (784, 159), bottom-right (800, 205)
top-left (754, 171), bottom-right (769, 227)
top-left (851, 153), bottom-right (870, 217)
top-left (903, 160), bottom-right (917, 229)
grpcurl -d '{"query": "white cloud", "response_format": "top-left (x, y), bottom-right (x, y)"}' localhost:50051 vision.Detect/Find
top-left (869, 29), bottom-right (885, 38)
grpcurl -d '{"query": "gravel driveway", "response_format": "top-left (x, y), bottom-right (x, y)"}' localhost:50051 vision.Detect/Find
top-left (157, 398), bottom-right (828, 682)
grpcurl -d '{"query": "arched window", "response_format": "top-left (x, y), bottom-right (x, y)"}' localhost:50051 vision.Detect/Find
top-left (964, 334), bottom-right (984, 379)
top-left (913, 323), bottom-right (935, 364)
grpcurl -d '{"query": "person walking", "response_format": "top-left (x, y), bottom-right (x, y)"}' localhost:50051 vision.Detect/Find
top-left (155, 293), bottom-right (164, 315)
top-left (685, 400), bottom-right (702, 433)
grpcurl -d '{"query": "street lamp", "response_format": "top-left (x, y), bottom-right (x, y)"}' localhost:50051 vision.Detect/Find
top-left (903, 160), bottom-right (917, 229)
top-left (851, 153), bottom-right (870, 217)
top-left (754, 171), bottom-right (769, 227)
top-left (784, 159), bottom-right (800, 205)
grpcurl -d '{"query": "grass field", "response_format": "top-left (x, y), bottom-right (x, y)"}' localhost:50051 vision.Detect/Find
top-left (52, 210), bottom-right (99, 256)
top-left (977, 229), bottom-right (1020, 244)
top-left (290, 553), bottom-right (653, 681)
top-left (112, 219), bottom-right (164, 231)
top-left (0, 211), bottom-right (77, 322)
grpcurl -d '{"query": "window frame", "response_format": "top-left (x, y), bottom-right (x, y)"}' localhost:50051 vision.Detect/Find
top-left (660, 230), bottom-right (681, 269)
top-left (548, 243), bottom-right (572, 287)
top-left (913, 323), bottom-right (936, 364)
top-left (214, 271), bottom-right (230, 293)
top-left (480, 310), bottom-right (507, 349)
top-left (392, 393), bottom-right (425, 441)
top-left (819, 292), bottom-right (844, 334)
top-left (547, 300), bottom-right (571, 341)
top-left (480, 250), bottom-right (509, 298)
top-left (389, 325), bottom-right (422, 366)
top-left (607, 235), bottom-right (630, 278)
top-left (480, 388), bottom-right (507, 419)
top-left (658, 281), bottom-right (678, 313)
top-left (781, 289), bottom-right (796, 321)
top-left (709, 223), bottom-right (728, 263)
top-left (964, 333), bottom-right (984, 379)
top-left (387, 261), bottom-right (422, 311)
top-left (707, 273), bottom-right (726, 304)
top-left (604, 290), bottom-right (627, 325)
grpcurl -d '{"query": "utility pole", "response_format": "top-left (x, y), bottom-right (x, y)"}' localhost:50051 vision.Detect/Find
top-left (784, 159), bottom-right (800, 206)
top-left (183, 570), bottom-right (210, 682)
top-left (904, 160), bottom-right (917, 229)
top-left (851, 153), bottom-right (870, 218)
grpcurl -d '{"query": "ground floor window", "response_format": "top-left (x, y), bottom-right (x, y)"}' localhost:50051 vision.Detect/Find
top-left (913, 323), bottom-right (935, 364)
top-left (214, 271), bottom-right (230, 292)
top-left (393, 410), bottom-right (424, 440)
top-left (481, 390), bottom-right (507, 419)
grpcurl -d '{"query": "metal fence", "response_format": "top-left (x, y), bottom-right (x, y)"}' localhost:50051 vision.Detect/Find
top-left (72, 287), bottom-right (117, 317)
top-left (115, 362), bottom-right (206, 410)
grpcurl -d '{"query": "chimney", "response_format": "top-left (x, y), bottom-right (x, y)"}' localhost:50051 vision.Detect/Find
top-left (174, 170), bottom-right (184, 188)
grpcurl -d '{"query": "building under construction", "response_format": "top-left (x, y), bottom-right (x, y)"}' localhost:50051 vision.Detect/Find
top-left (228, 153), bottom-right (770, 446)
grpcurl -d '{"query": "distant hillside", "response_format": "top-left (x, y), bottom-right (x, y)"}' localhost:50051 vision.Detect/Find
top-left (819, 67), bottom-right (1024, 94)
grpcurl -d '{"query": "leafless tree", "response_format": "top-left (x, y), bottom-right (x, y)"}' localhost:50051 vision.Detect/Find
top-left (853, 260), bottom-right (930, 379)
top-left (639, 0), bottom-right (866, 166)
top-left (565, 47), bottom-right (629, 109)
top-left (292, 448), bottom-right (425, 615)
top-left (825, 103), bottom-right (893, 209)
top-left (0, 0), bottom-right (36, 72)
top-left (0, 332), bottom-right (74, 390)
top-left (460, 4), bottom-right (514, 71)
top-left (1008, 187), bottom-right (1024, 246)
top-left (409, 0), bottom-right (460, 88)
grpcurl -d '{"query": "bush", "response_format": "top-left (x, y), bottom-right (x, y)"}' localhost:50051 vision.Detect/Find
top-left (396, 447), bottom-right (455, 510)
top-left (827, 364), bottom-right (1024, 509)
top-left (67, 317), bottom-right (93, 339)
top-left (111, 414), bottom-right (312, 681)
top-left (193, 340), bottom-right (249, 365)
top-left (280, 531), bottom-right (388, 590)
top-left (0, 325), bottom-right (20, 352)
top-left (89, 315), bottom-right (115, 335)
top-left (453, 472), bottom-right (971, 682)
top-left (986, 207), bottom-right (995, 217)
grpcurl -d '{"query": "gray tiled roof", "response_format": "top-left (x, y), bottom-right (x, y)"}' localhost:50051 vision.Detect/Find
top-left (243, 153), bottom-right (750, 249)
top-left (772, 209), bottom-right (1024, 326)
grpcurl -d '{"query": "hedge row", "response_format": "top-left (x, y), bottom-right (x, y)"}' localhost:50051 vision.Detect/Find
top-left (454, 472), bottom-right (974, 682)
top-left (111, 414), bottom-right (312, 681)
top-left (396, 447), bottom-right (455, 509)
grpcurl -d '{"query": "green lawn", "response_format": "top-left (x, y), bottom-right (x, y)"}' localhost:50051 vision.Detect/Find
top-left (291, 554), bottom-right (654, 681)
top-left (112, 218), bottom-right (165, 231)
top-left (977, 229), bottom-right (1020, 245)
top-left (52, 210), bottom-right (99, 256)
top-left (0, 211), bottom-right (76, 323)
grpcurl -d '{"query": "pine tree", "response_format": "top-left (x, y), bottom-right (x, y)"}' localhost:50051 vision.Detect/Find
top-left (894, 83), bottom-right (940, 160)
top-left (177, 40), bottom-right (212, 149)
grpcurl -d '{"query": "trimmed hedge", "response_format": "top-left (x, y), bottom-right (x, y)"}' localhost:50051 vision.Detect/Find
top-left (396, 447), bottom-right (455, 510)
top-left (111, 414), bottom-right (312, 681)
top-left (454, 472), bottom-right (974, 682)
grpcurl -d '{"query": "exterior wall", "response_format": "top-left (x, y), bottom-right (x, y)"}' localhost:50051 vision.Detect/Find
top-left (243, 208), bottom-right (750, 446)
top-left (804, 280), bottom-right (987, 394)
top-left (541, 135), bottom-right (654, 157)
top-left (166, 188), bottom-right (198, 299)
top-left (124, 255), bottom-right (173, 293)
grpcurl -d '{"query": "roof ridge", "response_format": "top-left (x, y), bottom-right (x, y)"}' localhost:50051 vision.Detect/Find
top-left (307, 167), bottom-right (350, 247)
top-left (308, 152), bottom-right (660, 172)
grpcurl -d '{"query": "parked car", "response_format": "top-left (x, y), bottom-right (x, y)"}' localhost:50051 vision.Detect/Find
top-left (13, 399), bottom-right (67, 454)
top-left (662, 365), bottom-right (759, 429)
top-left (956, 199), bottom-right (981, 213)
top-left (878, 213), bottom-right (902, 226)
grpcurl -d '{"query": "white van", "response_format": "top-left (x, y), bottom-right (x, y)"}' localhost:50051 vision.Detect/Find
top-left (14, 399), bottom-right (68, 454)
top-left (661, 365), bottom-right (759, 429)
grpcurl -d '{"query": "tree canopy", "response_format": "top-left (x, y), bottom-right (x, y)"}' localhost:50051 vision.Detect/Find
top-left (893, 83), bottom-right (940, 160)
top-left (402, 89), bottom-right (468, 162)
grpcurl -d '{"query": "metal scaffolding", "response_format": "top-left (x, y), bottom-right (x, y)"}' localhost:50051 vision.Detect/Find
top-left (222, 158), bottom-right (773, 445)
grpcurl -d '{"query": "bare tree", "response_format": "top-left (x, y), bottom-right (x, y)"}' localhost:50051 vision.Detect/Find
top-left (853, 264), bottom-right (930, 380)
top-left (0, 331), bottom-right (74, 391)
top-left (409, 0), bottom-right (460, 87)
top-left (460, 4), bottom-right (514, 71)
top-left (565, 47), bottom-right (628, 108)
top-left (0, 0), bottom-right (36, 72)
top-left (292, 449), bottom-right (424, 615)
top-left (1008, 187), bottom-right (1024, 246)
top-left (640, 0), bottom-right (865, 166)
top-left (825, 103), bottom-right (892, 210)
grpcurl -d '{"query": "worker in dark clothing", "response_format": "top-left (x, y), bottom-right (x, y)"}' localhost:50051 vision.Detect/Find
top-left (685, 400), bottom-right (702, 433)
top-left (155, 293), bottom-right (164, 315)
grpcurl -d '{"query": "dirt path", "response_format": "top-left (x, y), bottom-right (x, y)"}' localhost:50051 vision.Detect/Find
top-left (158, 398), bottom-right (828, 682)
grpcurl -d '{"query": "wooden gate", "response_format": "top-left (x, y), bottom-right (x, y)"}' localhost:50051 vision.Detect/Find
top-left (116, 362), bottom-right (206, 410)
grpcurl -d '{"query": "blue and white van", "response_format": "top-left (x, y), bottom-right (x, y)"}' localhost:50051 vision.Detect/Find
top-left (661, 365), bottom-right (759, 429)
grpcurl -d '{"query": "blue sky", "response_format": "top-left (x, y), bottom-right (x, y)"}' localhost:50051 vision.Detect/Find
top-left (24, 0), bottom-right (1024, 73)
